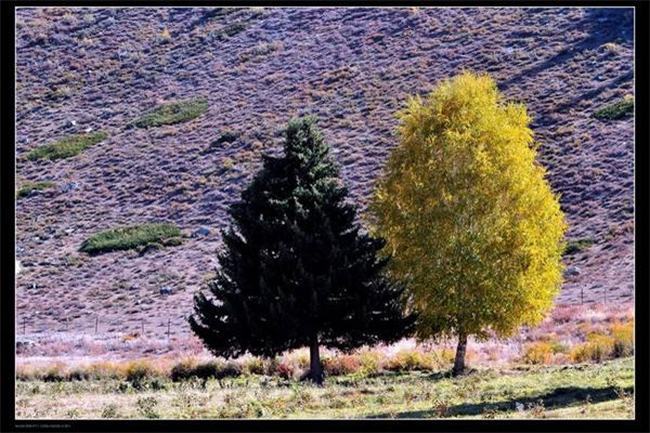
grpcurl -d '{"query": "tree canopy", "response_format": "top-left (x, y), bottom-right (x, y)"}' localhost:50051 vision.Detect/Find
top-left (370, 71), bottom-right (567, 374)
top-left (190, 116), bottom-right (414, 383)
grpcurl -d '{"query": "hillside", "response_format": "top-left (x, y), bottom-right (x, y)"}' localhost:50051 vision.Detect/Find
top-left (15, 7), bottom-right (634, 343)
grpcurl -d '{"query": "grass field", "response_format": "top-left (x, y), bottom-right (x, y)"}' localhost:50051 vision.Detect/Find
top-left (79, 223), bottom-right (183, 255)
top-left (15, 357), bottom-right (633, 420)
top-left (26, 131), bottom-right (108, 161)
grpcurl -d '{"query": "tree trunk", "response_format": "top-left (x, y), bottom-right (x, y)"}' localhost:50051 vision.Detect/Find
top-left (452, 332), bottom-right (467, 376)
top-left (308, 335), bottom-right (324, 385)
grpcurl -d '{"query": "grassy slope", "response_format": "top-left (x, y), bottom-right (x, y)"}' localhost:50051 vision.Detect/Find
top-left (15, 358), bottom-right (633, 419)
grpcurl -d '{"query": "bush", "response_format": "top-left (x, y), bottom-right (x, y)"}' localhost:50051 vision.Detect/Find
top-left (27, 131), bottom-right (108, 161)
top-left (358, 351), bottom-right (381, 376)
top-left (136, 396), bottom-right (159, 419)
top-left (438, 347), bottom-right (456, 365)
top-left (66, 368), bottom-right (91, 381)
top-left (101, 403), bottom-right (119, 419)
top-left (219, 361), bottom-right (242, 378)
top-left (16, 365), bottom-right (37, 381)
top-left (80, 222), bottom-right (182, 254)
top-left (323, 355), bottom-right (361, 376)
top-left (549, 340), bottom-right (569, 354)
top-left (564, 238), bottom-right (594, 255)
top-left (570, 334), bottom-right (615, 363)
top-left (125, 361), bottom-right (154, 389)
top-left (293, 352), bottom-right (310, 370)
top-left (170, 359), bottom-right (241, 382)
top-left (521, 342), bottom-right (554, 365)
top-left (594, 96), bottom-right (634, 120)
top-left (213, 131), bottom-right (239, 146)
top-left (16, 181), bottom-right (55, 198)
top-left (274, 361), bottom-right (297, 380)
top-left (263, 357), bottom-right (280, 376)
top-left (610, 321), bottom-right (634, 358)
top-left (243, 357), bottom-right (265, 375)
top-left (87, 361), bottom-right (121, 380)
top-left (385, 349), bottom-right (435, 372)
top-left (170, 359), bottom-right (198, 382)
top-left (42, 364), bottom-right (65, 382)
top-left (132, 98), bottom-right (208, 128)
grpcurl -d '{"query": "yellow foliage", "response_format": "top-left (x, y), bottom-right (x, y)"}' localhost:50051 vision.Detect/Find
top-left (610, 320), bottom-right (634, 357)
top-left (370, 71), bottom-right (567, 341)
top-left (521, 342), bottom-right (554, 365)
top-left (570, 334), bottom-right (615, 363)
top-left (438, 347), bottom-right (457, 365)
top-left (385, 349), bottom-right (436, 371)
top-left (358, 350), bottom-right (382, 375)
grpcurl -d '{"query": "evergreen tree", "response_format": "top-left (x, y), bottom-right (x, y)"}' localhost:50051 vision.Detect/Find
top-left (190, 117), bottom-right (414, 384)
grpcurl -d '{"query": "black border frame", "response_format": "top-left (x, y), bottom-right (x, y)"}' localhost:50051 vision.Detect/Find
top-left (1, 1), bottom-right (648, 432)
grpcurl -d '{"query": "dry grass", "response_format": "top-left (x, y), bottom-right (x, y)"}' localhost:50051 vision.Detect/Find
top-left (15, 358), bottom-right (634, 419)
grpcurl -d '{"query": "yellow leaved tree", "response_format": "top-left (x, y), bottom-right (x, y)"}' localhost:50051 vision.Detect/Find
top-left (370, 71), bottom-right (567, 375)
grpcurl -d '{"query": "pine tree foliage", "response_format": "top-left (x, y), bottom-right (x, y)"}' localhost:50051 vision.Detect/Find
top-left (370, 72), bottom-right (567, 375)
top-left (190, 117), bottom-right (414, 382)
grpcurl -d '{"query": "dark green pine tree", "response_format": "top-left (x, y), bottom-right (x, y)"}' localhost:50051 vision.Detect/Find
top-left (190, 116), bottom-right (414, 384)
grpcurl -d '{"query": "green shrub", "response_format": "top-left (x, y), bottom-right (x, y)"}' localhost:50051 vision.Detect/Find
top-left (27, 132), bottom-right (108, 161)
top-left (101, 403), bottom-right (119, 419)
top-left (213, 131), bottom-right (239, 146)
top-left (243, 357), bottom-right (265, 375)
top-left (80, 223), bottom-right (182, 254)
top-left (136, 396), bottom-right (159, 419)
top-left (594, 96), bottom-right (634, 120)
top-left (564, 238), bottom-right (594, 255)
top-left (16, 181), bottom-right (54, 198)
top-left (132, 98), bottom-right (208, 128)
top-left (170, 360), bottom-right (241, 382)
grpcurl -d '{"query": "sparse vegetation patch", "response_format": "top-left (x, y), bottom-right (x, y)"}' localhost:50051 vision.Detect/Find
top-left (16, 180), bottom-right (55, 198)
top-left (239, 41), bottom-right (282, 63)
top-left (212, 131), bottom-right (239, 147)
top-left (593, 96), bottom-right (634, 120)
top-left (27, 132), bottom-right (108, 161)
top-left (220, 22), bottom-right (247, 38)
top-left (564, 237), bottom-right (594, 255)
top-left (80, 223), bottom-right (182, 254)
top-left (132, 98), bottom-right (208, 128)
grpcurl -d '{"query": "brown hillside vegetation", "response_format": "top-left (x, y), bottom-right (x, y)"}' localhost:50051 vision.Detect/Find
top-left (15, 7), bottom-right (633, 346)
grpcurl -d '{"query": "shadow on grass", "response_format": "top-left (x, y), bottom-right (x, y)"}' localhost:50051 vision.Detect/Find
top-left (367, 385), bottom-right (633, 419)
